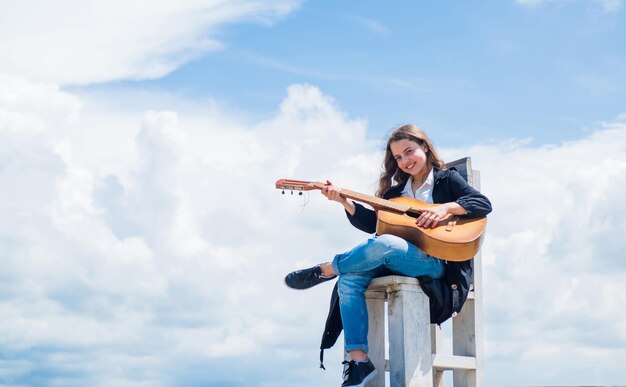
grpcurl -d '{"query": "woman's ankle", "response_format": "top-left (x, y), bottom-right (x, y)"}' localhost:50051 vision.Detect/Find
top-left (320, 262), bottom-right (335, 277)
top-left (348, 350), bottom-right (368, 362)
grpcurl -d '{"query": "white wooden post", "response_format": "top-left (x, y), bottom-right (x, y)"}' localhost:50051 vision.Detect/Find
top-left (451, 169), bottom-right (484, 387)
top-left (388, 281), bottom-right (433, 386)
top-left (366, 276), bottom-right (433, 387)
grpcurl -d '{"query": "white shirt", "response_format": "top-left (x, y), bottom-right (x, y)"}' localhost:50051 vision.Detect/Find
top-left (401, 168), bottom-right (434, 204)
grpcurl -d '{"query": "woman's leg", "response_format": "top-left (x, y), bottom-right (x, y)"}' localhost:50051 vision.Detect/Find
top-left (335, 234), bottom-right (444, 359)
top-left (290, 234), bottom-right (443, 289)
top-left (338, 267), bottom-right (389, 356)
top-left (332, 234), bottom-right (444, 279)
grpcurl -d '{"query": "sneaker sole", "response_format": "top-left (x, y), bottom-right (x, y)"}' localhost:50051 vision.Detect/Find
top-left (346, 368), bottom-right (378, 387)
top-left (283, 275), bottom-right (337, 290)
top-left (283, 276), bottom-right (307, 290)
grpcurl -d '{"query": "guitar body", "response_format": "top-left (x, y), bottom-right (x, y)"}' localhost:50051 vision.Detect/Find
top-left (376, 197), bottom-right (487, 262)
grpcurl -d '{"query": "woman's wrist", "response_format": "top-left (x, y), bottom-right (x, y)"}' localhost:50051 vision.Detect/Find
top-left (444, 202), bottom-right (467, 216)
top-left (343, 199), bottom-right (356, 216)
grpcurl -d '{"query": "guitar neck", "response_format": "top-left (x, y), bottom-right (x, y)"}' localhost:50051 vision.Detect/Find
top-left (322, 185), bottom-right (411, 214)
top-left (275, 179), bottom-right (416, 215)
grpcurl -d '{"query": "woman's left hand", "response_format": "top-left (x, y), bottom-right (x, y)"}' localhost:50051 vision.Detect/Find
top-left (416, 205), bottom-right (449, 229)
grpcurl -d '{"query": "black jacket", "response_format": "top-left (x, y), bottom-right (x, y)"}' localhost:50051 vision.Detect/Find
top-left (319, 168), bottom-right (492, 368)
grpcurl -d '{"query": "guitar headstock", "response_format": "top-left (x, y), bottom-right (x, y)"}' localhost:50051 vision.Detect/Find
top-left (275, 179), bottom-right (324, 192)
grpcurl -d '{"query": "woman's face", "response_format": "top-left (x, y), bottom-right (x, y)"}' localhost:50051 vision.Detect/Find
top-left (389, 139), bottom-right (429, 177)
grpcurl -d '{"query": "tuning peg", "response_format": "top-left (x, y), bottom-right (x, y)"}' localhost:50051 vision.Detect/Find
top-left (299, 192), bottom-right (303, 196)
top-left (291, 190), bottom-right (293, 195)
top-left (282, 190), bottom-right (285, 195)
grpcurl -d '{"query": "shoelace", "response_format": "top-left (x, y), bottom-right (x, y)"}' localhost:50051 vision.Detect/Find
top-left (298, 268), bottom-right (320, 281)
top-left (341, 360), bottom-right (355, 382)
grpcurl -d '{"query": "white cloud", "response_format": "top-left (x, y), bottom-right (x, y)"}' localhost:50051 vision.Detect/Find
top-left (0, 74), bottom-right (82, 135)
top-left (349, 15), bottom-right (390, 37)
top-left (516, 0), bottom-right (623, 11)
top-left (1, 73), bottom-right (626, 385)
top-left (576, 74), bottom-right (625, 95)
top-left (443, 120), bottom-right (626, 385)
top-left (0, 75), bottom-right (372, 385)
top-left (593, 0), bottom-right (623, 10)
top-left (516, 0), bottom-right (545, 5)
top-left (0, 0), bottom-right (301, 85)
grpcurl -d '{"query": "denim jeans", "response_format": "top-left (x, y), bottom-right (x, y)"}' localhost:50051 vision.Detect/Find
top-left (331, 234), bottom-right (445, 353)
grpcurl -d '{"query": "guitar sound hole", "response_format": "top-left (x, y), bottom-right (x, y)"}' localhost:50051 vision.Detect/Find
top-left (405, 209), bottom-right (422, 219)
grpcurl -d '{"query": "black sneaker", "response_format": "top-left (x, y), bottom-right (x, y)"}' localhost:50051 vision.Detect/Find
top-left (341, 359), bottom-right (377, 387)
top-left (284, 265), bottom-right (336, 290)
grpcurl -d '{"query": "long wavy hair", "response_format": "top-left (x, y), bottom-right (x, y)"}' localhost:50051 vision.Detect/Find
top-left (375, 124), bottom-right (446, 197)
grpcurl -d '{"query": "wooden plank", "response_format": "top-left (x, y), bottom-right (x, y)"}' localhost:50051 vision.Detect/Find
top-left (369, 275), bottom-right (419, 290)
top-left (445, 157), bottom-right (472, 187)
top-left (470, 170), bottom-right (485, 387)
top-left (451, 168), bottom-right (483, 387)
top-left (432, 354), bottom-right (477, 370)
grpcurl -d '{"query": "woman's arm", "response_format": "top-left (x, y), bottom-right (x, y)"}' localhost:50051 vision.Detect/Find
top-left (415, 201), bottom-right (467, 229)
top-left (447, 170), bottom-right (492, 218)
top-left (418, 169), bottom-right (492, 229)
top-left (321, 180), bottom-right (356, 215)
top-left (321, 180), bottom-right (377, 233)
top-left (346, 203), bottom-right (377, 234)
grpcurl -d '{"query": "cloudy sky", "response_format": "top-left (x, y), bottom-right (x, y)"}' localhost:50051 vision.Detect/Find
top-left (1, 0), bottom-right (626, 386)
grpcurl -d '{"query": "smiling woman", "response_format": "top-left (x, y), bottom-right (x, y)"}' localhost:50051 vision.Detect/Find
top-left (283, 123), bottom-right (492, 387)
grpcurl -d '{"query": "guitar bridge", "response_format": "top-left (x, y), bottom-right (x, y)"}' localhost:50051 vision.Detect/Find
top-left (445, 216), bottom-right (458, 232)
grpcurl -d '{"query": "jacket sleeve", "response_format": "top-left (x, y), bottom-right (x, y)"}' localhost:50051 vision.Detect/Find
top-left (447, 170), bottom-right (493, 218)
top-left (345, 203), bottom-right (377, 234)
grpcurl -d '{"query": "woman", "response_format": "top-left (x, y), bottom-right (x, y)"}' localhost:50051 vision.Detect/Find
top-left (284, 124), bottom-right (492, 387)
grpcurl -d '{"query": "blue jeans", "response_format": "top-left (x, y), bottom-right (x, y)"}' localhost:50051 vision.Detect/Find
top-left (331, 234), bottom-right (445, 353)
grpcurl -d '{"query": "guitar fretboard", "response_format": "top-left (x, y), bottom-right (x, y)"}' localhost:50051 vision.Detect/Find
top-left (337, 188), bottom-right (412, 214)
top-left (277, 179), bottom-right (416, 215)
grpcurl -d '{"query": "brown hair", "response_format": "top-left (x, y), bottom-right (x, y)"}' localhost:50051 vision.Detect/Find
top-left (375, 124), bottom-right (446, 197)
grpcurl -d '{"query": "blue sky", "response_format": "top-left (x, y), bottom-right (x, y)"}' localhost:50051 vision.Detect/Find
top-left (88, 0), bottom-right (626, 146)
top-left (1, 1), bottom-right (626, 386)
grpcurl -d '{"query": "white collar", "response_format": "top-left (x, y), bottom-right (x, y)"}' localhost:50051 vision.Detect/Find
top-left (401, 168), bottom-right (434, 198)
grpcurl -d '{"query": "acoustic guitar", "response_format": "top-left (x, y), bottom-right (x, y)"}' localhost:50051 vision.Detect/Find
top-left (275, 179), bottom-right (487, 262)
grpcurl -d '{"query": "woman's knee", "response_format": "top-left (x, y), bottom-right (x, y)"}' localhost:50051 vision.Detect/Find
top-left (374, 234), bottom-right (409, 254)
top-left (337, 273), bottom-right (373, 295)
